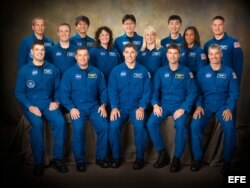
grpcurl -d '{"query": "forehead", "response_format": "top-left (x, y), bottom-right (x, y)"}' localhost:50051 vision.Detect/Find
top-left (212, 19), bottom-right (224, 24)
top-left (58, 25), bottom-right (70, 30)
top-left (169, 20), bottom-right (180, 24)
top-left (124, 46), bottom-right (136, 52)
top-left (32, 44), bottom-right (45, 49)
top-left (167, 48), bottom-right (179, 53)
top-left (76, 49), bottom-right (88, 55)
top-left (33, 19), bottom-right (44, 25)
top-left (208, 47), bottom-right (221, 53)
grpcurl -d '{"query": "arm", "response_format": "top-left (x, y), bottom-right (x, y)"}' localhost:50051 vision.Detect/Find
top-left (232, 40), bottom-right (244, 84)
top-left (108, 69), bottom-right (119, 109)
top-left (226, 71), bottom-right (240, 112)
top-left (138, 70), bottom-right (151, 109)
top-left (17, 40), bottom-right (28, 69)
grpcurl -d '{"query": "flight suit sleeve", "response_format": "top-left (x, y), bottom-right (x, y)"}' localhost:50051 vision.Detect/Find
top-left (138, 71), bottom-right (151, 109)
top-left (108, 69), bottom-right (119, 109)
top-left (226, 71), bottom-right (240, 111)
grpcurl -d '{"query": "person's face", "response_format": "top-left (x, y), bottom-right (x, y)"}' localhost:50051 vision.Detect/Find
top-left (123, 19), bottom-right (136, 34)
top-left (145, 31), bottom-right (156, 45)
top-left (32, 19), bottom-right (45, 36)
top-left (166, 48), bottom-right (180, 64)
top-left (184, 29), bottom-right (195, 46)
top-left (58, 25), bottom-right (71, 42)
top-left (99, 30), bottom-right (110, 45)
top-left (31, 44), bottom-right (45, 61)
top-left (211, 19), bottom-right (224, 36)
top-left (168, 20), bottom-right (181, 35)
top-left (76, 21), bottom-right (89, 34)
top-left (123, 47), bottom-right (137, 64)
top-left (208, 47), bottom-right (222, 66)
top-left (75, 49), bottom-right (89, 67)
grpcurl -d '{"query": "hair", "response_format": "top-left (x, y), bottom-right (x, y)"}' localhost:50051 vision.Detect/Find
top-left (94, 26), bottom-right (113, 49)
top-left (58, 23), bottom-right (71, 32)
top-left (122, 14), bottom-right (136, 24)
top-left (212, 15), bottom-right (225, 22)
top-left (183, 26), bottom-right (201, 47)
top-left (167, 43), bottom-right (180, 53)
top-left (124, 43), bottom-right (137, 52)
top-left (31, 40), bottom-right (44, 49)
top-left (32, 17), bottom-right (45, 25)
top-left (208, 43), bottom-right (222, 52)
top-left (75, 15), bottom-right (90, 26)
top-left (75, 46), bottom-right (88, 54)
top-left (141, 25), bottom-right (161, 51)
top-left (168, 15), bottom-right (182, 24)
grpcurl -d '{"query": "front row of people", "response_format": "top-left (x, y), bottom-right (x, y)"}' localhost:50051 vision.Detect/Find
top-left (15, 40), bottom-right (239, 176)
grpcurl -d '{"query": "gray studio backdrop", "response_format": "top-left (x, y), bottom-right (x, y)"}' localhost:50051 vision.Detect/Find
top-left (1, 0), bottom-right (249, 126)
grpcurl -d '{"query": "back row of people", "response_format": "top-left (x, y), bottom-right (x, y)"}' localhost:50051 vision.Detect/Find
top-left (15, 14), bottom-right (243, 176)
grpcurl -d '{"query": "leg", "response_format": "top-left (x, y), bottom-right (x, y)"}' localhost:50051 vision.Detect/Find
top-left (109, 113), bottom-right (127, 160)
top-left (89, 108), bottom-right (109, 168)
top-left (71, 112), bottom-right (87, 165)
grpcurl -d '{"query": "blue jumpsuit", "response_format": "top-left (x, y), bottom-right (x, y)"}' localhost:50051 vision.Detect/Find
top-left (47, 42), bottom-right (77, 79)
top-left (161, 34), bottom-right (186, 65)
top-left (183, 44), bottom-right (207, 76)
top-left (18, 33), bottom-right (54, 69)
top-left (60, 64), bottom-right (108, 164)
top-left (190, 65), bottom-right (239, 162)
top-left (147, 65), bottom-right (197, 158)
top-left (113, 32), bottom-right (143, 62)
top-left (204, 33), bottom-right (244, 83)
top-left (70, 33), bottom-right (95, 50)
top-left (137, 47), bottom-right (166, 78)
top-left (89, 46), bottom-right (121, 84)
top-left (108, 63), bottom-right (151, 160)
top-left (15, 61), bottom-right (66, 165)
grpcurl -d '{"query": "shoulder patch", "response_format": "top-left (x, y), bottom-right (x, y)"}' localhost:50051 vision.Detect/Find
top-left (234, 41), bottom-right (241, 48)
top-left (201, 53), bottom-right (207, 60)
top-left (189, 72), bottom-right (194, 79)
top-left (232, 72), bottom-right (237, 79)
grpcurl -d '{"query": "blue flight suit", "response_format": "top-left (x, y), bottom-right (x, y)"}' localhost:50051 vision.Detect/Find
top-left (147, 65), bottom-right (197, 158)
top-left (161, 34), bottom-right (186, 65)
top-left (108, 63), bottom-right (151, 160)
top-left (89, 46), bottom-right (121, 84)
top-left (47, 42), bottom-right (77, 79)
top-left (15, 61), bottom-right (66, 165)
top-left (190, 65), bottom-right (239, 162)
top-left (113, 32), bottom-right (143, 62)
top-left (18, 33), bottom-right (54, 69)
top-left (204, 33), bottom-right (244, 83)
top-left (161, 34), bottom-right (184, 48)
top-left (60, 64), bottom-right (108, 164)
top-left (70, 33), bottom-right (95, 50)
top-left (183, 44), bottom-right (208, 76)
top-left (137, 47), bottom-right (166, 78)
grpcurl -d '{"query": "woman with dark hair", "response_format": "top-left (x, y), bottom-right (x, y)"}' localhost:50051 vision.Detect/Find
top-left (89, 26), bottom-right (120, 83)
top-left (183, 26), bottom-right (207, 76)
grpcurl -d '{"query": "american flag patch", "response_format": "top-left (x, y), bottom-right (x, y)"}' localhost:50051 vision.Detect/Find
top-left (201, 53), bottom-right (207, 60)
top-left (189, 72), bottom-right (194, 78)
top-left (234, 42), bottom-right (241, 48)
top-left (232, 72), bottom-right (237, 79)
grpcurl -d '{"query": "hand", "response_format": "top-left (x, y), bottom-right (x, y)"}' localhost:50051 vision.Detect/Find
top-left (70, 108), bottom-right (80, 120)
top-left (153, 104), bottom-right (163, 117)
top-left (222, 109), bottom-right (232, 121)
top-left (110, 108), bottom-right (120, 121)
top-left (136, 107), bottom-right (144, 120)
top-left (173, 108), bottom-right (185, 120)
top-left (98, 104), bottom-right (107, 118)
top-left (49, 102), bottom-right (59, 111)
top-left (193, 106), bottom-right (205, 119)
top-left (28, 106), bottom-right (42, 117)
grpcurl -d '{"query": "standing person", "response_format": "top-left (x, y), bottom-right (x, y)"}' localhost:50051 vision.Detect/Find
top-left (183, 26), bottom-right (207, 76)
top-left (190, 44), bottom-right (239, 174)
top-left (18, 17), bottom-right (54, 69)
top-left (146, 44), bottom-right (197, 172)
top-left (47, 23), bottom-right (77, 79)
top-left (161, 15), bottom-right (184, 48)
top-left (161, 15), bottom-right (185, 65)
top-left (108, 43), bottom-right (151, 170)
top-left (113, 14), bottom-right (143, 62)
top-left (15, 40), bottom-right (68, 176)
top-left (89, 26), bottom-right (120, 84)
top-left (137, 25), bottom-right (166, 78)
top-left (70, 15), bottom-right (95, 50)
top-left (204, 15), bottom-right (244, 83)
top-left (60, 46), bottom-right (109, 172)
